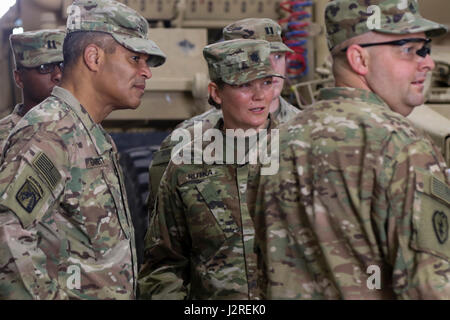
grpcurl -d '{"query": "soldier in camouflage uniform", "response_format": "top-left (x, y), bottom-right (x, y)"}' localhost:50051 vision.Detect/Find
top-left (0, 30), bottom-right (65, 151)
top-left (0, 0), bottom-right (165, 299)
top-left (252, 0), bottom-right (450, 299)
top-left (147, 18), bottom-right (299, 212)
top-left (138, 39), bottom-right (282, 299)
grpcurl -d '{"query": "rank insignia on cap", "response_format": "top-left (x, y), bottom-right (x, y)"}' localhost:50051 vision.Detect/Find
top-left (16, 177), bottom-right (43, 213)
top-left (433, 210), bottom-right (449, 244)
top-left (47, 40), bottom-right (57, 50)
top-left (249, 52), bottom-right (260, 63)
top-left (265, 26), bottom-right (275, 35)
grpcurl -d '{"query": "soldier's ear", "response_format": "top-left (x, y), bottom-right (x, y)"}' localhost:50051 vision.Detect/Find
top-left (83, 44), bottom-right (103, 72)
top-left (208, 82), bottom-right (222, 105)
top-left (13, 70), bottom-right (24, 89)
top-left (345, 44), bottom-right (369, 76)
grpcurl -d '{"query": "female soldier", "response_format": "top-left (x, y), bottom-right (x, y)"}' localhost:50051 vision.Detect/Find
top-left (138, 39), bottom-right (282, 300)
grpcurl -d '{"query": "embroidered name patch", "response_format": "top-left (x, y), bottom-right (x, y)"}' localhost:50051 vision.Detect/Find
top-left (16, 177), bottom-right (43, 213)
top-left (85, 157), bottom-right (105, 169)
top-left (186, 169), bottom-right (215, 181)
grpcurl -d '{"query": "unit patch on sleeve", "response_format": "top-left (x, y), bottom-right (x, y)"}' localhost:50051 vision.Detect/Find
top-left (15, 176), bottom-right (43, 213)
top-left (413, 172), bottom-right (450, 260)
top-left (433, 210), bottom-right (449, 244)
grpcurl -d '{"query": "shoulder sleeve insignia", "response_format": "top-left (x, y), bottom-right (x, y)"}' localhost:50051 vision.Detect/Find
top-left (412, 172), bottom-right (450, 260)
top-left (15, 177), bottom-right (43, 213)
top-left (0, 162), bottom-right (52, 229)
top-left (32, 152), bottom-right (61, 191)
top-left (433, 210), bottom-right (449, 244)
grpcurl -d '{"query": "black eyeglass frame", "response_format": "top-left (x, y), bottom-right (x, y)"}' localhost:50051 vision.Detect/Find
top-left (19, 61), bottom-right (64, 74)
top-left (341, 38), bottom-right (432, 58)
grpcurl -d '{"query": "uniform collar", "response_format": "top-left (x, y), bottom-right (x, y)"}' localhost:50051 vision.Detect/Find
top-left (270, 96), bottom-right (288, 120)
top-left (12, 104), bottom-right (22, 115)
top-left (213, 114), bottom-right (278, 165)
top-left (318, 87), bottom-right (388, 108)
top-left (214, 113), bottom-right (278, 132)
top-left (51, 86), bottom-right (114, 155)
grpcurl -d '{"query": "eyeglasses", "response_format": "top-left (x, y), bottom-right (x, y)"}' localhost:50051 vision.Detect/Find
top-left (36, 61), bottom-right (64, 74)
top-left (20, 61), bottom-right (64, 74)
top-left (341, 38), bottom-right (432, 58)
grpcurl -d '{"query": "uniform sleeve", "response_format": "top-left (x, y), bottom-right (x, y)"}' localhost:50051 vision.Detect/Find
top-left (147, 130), bottom-right (193, 213)
top-left (147, 139), bottom-right (172, 214)
top-left (381, 136), bottom-right (450, 299)
top-left (0, 126), bottom-right (69, 299)
top-left (138, 166), bottom-right (190, 300)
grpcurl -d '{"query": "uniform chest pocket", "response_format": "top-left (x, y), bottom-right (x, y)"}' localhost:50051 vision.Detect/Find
top-left (63, 164), bottom-right (130, 244)
top-left (195, 180), bottom-right (240, 239)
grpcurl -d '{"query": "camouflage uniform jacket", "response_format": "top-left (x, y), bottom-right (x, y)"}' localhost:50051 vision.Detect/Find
top-left (139, 116), bottom-right (279, 300)
top-left (0, 87), bottom-right (138, 299)
top-left (253, 87), bottom-right (450, 299)
top-left (147, 97), bottom-right (299, 210)
top-left (0, 104), bottom-right (23, 153)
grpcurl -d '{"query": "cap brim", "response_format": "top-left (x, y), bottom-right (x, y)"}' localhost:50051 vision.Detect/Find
top-left (112, 34), bottom-right (167, 67)
top-left (20, 52), bottom-right (64, 68)
top-left (222, 64), bottom-right (284, 86)
top-left (270, 42), bottom-right (294, 53)
top-left (376, 16), bottom-right (448, 38)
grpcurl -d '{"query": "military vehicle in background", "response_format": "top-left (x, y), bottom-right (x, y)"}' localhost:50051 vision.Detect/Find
top-left (0, 0), bottom-right (448, 264)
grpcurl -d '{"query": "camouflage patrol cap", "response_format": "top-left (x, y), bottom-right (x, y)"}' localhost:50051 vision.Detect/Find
top-left (9, 29), bottom-right (65, 69)
top-left (66, 0), bottom-right (166, 67)
top-left (223, 18), bottom-right (294, 53)
top-left (203, 39), bottom-right (283, 86)
top-left (326, 0), bottom-right (448, 50)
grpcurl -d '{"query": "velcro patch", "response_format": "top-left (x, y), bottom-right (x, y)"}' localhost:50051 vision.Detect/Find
top-left (85, 156), bottom-right (106, 169)
top-left (32, 152), bottom-right (61, 191)
top-left (433, 210), bottom-right (449, 244)
top-left (15, 177), bottom-right (43, 213)
top-left (413, 172), bottom-right (450, 260)
top-left (179, 169), bottom-right (219, 185)
top-left (431, 176), bottom-right (450, 205)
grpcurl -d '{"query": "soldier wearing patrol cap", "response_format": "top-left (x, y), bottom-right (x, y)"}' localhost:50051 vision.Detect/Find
top-left (146, 18), bottom-right (299, 221)
top-left (223, 18), bottom-right (297, 118)
top-left (138, 39), bottom-right (282, 299)
top-left (0, 0), bottom-right (165, 299)
top-left (252, 0), bottom-right (450, 299)
top-left (0, 29), bottom-right (65, 151)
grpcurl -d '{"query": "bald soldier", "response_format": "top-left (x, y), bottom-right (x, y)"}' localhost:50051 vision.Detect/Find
top-left (147, 18), bottom-right (299, 212)
top-left (0, 30), bottom-right (64, 151)
top-left (0, 0), bottom-right (165, 299)
top-left (253, 0), bottom-right (450, 299)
